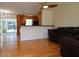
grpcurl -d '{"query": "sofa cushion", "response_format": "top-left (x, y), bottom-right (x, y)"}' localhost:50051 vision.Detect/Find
top-left (57, 27), bottom-right (73, 35)
top-left (72, 27), bottom-right (79, 35)
top-left (74, 35), bottom-right (79, 41)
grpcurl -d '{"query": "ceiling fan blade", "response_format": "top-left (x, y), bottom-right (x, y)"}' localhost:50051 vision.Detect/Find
top-left (48, 4), bottom-right (58, 8)
top-left (40, 7), bottom-right (43, 9)
top-left (39, 3), bottom-right (44, 6)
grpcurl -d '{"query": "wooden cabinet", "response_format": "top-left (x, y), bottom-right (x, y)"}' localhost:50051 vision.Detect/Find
top-left (17, 15), bottom-right (21, 35)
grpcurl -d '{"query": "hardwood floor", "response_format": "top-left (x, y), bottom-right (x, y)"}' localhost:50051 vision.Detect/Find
top-left (0, 34), bottom-right (61, 57)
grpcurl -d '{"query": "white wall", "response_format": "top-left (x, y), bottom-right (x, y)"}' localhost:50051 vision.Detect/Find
top-left (42, 9), bottom-right (53, 25)
top-left (53, 3), bottom-right (79, 28)
top-left (20, 26), bottom-right (53, 40)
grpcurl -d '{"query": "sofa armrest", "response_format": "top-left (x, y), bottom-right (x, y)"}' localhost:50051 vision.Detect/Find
top-left (48, 29), bottom-right (61, 43)
top-left (60, 36), bottom-right (79, 57)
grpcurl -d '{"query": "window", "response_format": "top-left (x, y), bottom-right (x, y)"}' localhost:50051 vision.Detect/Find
top-left (7, 19), bottom-right (17, 32)
top-left (25, 19), bottom-right (33, 25)
top-left (8, 21), bottom-right (16, 30)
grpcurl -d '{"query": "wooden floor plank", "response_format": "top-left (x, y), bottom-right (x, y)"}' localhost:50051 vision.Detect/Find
top-left (0, 35), bottom-right (61, 57)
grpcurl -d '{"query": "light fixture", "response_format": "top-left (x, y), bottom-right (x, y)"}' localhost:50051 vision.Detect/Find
top-left (0, 9), bottom-right (12, 13)
top-left (43, 5), bottom-right (48, 9)
top-left (26, 13), bottom-right (33, 16)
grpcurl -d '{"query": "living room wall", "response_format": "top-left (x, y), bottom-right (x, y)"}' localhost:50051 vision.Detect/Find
top-left (42, 9), bottom-right (53, 25)
top-left (53, 3), bottom-right (79, 28)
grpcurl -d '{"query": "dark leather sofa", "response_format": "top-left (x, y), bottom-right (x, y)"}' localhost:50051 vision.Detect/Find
top-left (48, 27), bottom-right (79, 43)
top-left (48, 27), bottom-right (79, 56)
top-left (60, 36), bottom-right (79, 57)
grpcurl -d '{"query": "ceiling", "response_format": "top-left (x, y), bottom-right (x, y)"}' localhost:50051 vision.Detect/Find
top-left (0, 2), bottom-right (61, 15)
top-left (0, 2), bottom-right (78, 14)
top-left (0, 2), bottom-right (72, 15)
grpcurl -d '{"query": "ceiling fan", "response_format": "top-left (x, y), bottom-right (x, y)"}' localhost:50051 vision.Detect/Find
top-left (39, 2), bottom-right (58, 9)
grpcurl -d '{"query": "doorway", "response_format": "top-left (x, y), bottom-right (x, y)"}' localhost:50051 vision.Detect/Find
top-left (0, 18), bottom-right (17, 43)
